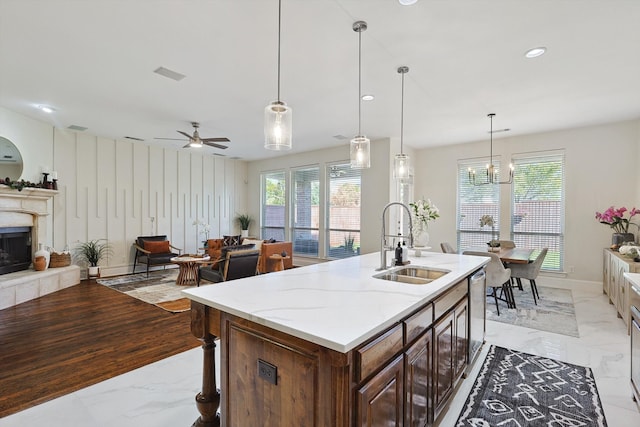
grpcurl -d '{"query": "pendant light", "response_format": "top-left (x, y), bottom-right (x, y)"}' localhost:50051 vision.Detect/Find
top-left (393, 66), bottom-right (411, 181)
top-left (468, 113), bottom-right (514, 186)
top-left (264, 0), bottom-right (292, 151)
top-left (350, 21), bottom-right (370, 169)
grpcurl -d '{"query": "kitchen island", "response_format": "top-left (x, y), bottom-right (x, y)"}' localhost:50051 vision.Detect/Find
top-left (183, 251), bottom-right (488, 426)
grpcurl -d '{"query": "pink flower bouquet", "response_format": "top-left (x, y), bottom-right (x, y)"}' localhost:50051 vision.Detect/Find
top-left (595, 206), bottom-right (639, 233)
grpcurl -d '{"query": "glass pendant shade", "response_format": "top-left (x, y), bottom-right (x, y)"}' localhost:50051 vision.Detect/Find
top-left (393, 153), bottom-right (411, 180)
top-left (264, 101), bottom-right (292, 150)
top-left (350, 135), bottom-right (370, 169)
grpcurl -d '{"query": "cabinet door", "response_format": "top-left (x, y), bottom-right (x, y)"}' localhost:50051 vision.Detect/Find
top-left (433, 310), bottom-right (455, 419)
top-left (609, 255), bottom-right (618, 305)
top-left (616, 260), bottom-right (629, 319)
top-left (405, 329), bottom-right (433, 427)
top-left (453, 298), bottom-right (468, 382)
top-left (603, 250), bottom-right (611, 295)
top-left (356, 354), bottom-right (404, 427)
top-left (619, 265), bottom-right (630, 327)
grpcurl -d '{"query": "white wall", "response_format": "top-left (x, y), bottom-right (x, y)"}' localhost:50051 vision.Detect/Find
top-left (413, 119), bottom-right (640, 282)
top-left (0, 106), bottom-right (246, 276)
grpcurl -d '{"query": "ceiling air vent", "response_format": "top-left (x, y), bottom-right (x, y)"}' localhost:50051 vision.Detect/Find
top-left (124, 136), bottom-right (145, 141)
top-left (154, 66), bottom-right (186, 81)
top-left (332, 135), bottom-right (349, 140)
top-left (68, 125), bottom-right (88, 131)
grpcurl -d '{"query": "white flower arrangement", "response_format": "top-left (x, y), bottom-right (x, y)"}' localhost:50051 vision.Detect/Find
top-left (409, 198), bottom-right (440, 235)
top-left (193, 219), bottom-right (211, 240)
top-left (479, 215), bottom-right (495, 228)
top-left (479, 215), bottom-right (499, 247)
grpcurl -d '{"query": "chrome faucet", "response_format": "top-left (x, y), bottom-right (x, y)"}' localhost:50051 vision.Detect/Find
top-left (378, 202), bottom-right (414, 270)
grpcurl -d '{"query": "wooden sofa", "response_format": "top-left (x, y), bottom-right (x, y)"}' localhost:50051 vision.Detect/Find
top-left (206, 238), bottom-right (293, 274)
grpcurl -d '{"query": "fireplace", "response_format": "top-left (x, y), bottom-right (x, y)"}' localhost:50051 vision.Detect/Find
top-left (0, 226), bottom-right (32, 275)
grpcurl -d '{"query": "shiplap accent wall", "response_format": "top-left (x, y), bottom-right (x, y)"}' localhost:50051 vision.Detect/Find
top-left (52, 128), bottom-right (247, 277)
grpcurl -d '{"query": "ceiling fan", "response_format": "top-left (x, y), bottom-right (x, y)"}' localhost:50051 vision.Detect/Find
top-left (155, 122), bottom-right (230, 149)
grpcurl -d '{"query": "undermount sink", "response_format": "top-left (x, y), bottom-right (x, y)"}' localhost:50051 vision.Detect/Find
top-left (373, 266), bottom-right (450, 285)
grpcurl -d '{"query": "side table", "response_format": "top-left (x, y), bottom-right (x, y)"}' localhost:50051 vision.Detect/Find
top-left (267, 254), bottom-right (290, 272)
top-left (170, 255), bottom-right (210, 286)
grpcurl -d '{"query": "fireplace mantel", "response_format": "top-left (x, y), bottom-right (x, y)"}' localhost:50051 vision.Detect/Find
top-left (0, 184), bottom-right (80, 310)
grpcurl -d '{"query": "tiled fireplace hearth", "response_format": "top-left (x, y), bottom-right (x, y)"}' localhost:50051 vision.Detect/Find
top-left (0, 186), bottom-right (80, 310)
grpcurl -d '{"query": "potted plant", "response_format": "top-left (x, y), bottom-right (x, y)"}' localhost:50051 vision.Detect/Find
top-left (235, 213), bottom-right (253, 238)
top-left (75, 239), bottom-right (112, 277)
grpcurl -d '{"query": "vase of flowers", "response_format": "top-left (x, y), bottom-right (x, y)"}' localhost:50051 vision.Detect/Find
top-left (479, 214), bottom-right (500, 250)
top-left (409, 198), bottom-right (440, 247)
top-left (595, 206), bottom-right (638, 249)
top-left (193, 219), bottom-right (211, 252)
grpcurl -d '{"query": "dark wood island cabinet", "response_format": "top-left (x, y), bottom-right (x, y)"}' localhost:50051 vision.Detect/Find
top-left (184, 252), bottom-right (487, 427)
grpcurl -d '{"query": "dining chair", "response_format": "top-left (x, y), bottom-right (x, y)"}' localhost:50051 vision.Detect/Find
top-left (462, 250), bottom-right (514, 315)
top-left (508, 248), bottom-right (548, 305)
top-left (440, 242), bottom-right (457, 254)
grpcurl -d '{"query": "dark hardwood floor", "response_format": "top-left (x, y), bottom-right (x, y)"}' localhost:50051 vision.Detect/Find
top-left (0, 278), bottom-right (200, 418)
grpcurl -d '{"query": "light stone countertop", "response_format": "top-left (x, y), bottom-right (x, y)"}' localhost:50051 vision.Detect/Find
top-left (183, 251), bottom-right (488, 353)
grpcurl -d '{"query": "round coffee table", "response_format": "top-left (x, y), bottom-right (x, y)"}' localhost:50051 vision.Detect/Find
top-left (170, 255), bottom-right (210, 286)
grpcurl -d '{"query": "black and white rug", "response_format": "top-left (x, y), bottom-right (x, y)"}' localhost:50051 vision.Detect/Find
top-left (456, 345), bottom-right (608, 426)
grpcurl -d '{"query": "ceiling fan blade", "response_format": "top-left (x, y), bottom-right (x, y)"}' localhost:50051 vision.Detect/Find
top-left (177, 130), bottom-right (193, 139)
top-left (202, 141), bottom-right (228, 149)
top-left (182, 142), bottom-right (192, 148)
top-left (202, 137), bottom-right (230, 143)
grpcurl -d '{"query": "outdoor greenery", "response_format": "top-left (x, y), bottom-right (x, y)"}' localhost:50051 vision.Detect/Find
top-left (75, 239), bottom-right (112, 266)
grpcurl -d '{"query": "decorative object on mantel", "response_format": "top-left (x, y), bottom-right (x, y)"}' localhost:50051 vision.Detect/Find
top-left (49, 250), bottom-right (71, 268)
top-left (33, 256), bottom-right (46, 271)
top-left (479, 214), bottom-right (500, 250)
top-left (2, 177), bottom-right (53, 191)
top-left (235, 213), bottom-right (253, 238)
top-left (409, 198), bottom-right (439, 247)
top-left (75, 239), bottom-right (112, 277)
top-left (595, 205), bottom-right (638, 249)
top-left (34, 243), bottom-right (50, 269)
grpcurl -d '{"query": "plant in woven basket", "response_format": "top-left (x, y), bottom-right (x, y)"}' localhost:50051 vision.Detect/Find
top-left (75, 239), bottom-right (112, 267)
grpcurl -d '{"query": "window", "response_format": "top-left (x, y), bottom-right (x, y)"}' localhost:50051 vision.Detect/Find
top-left (292, 167), bottom-right (320, 257)
top-left (326, 163), bottom-right (361, 259)
top-left (511, 152), bottom-right (565, 272)
top-left (457, 159), bottom-right (500, 249)
top-left (261, 171), bottom-right (286, 241)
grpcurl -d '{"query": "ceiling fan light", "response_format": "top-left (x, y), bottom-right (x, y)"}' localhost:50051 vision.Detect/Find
top-left (189, 140), bottom-right (203, 148)
top-left (264, 101), bottom-right (292, 150)
top-left (350, 135), bottom-right (370, 169)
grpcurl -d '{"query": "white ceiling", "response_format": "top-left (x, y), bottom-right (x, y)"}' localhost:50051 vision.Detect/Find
top-left (1, 0), bottom-right (640, 161)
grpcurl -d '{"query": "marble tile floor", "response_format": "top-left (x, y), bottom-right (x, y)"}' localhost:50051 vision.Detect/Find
top-left (1, 284), bottom-right (639, 427)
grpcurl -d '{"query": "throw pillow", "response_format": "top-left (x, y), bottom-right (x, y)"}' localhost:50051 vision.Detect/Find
top-left (144, 240), bottom-right (170, 254)
top-left (242, 238), bottom-right (263, 252)
top-left (223, 235), bottom-right (241, 246)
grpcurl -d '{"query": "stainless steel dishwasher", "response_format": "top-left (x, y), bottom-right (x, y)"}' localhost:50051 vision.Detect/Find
top-left (467, 268), bottom-right (486, 375)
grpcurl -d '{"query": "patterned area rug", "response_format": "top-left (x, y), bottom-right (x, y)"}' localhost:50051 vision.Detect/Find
top-left (96, 270), bottom-right (198, 313)
top-left (456, 345), bottom-right (608, 426)
top-left (487, 286), bottom-right (579, 337)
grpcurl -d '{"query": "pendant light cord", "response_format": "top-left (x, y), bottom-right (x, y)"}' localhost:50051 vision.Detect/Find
top-left (357, 28), bottom-right (362, 136)
top-left (400, 71), bottom-right (405, 154)
top-left (276, 0), bottom-right (282, 102)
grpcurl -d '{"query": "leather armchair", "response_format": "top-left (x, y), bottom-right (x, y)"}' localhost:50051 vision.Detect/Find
top-left (198, 248), bottom-right (260, 285)
top-left (133, 235), bottom-right (182, 276)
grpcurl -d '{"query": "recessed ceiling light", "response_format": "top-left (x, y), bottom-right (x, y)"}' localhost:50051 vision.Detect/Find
top-left (361, 94), bottom-right (374, 101)
top-left (36, 105), bottom-right (55, 113)
top-left (525, 47), bottom-right (546, 58)
top-left (399, 0), bottom-right (418, 5)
